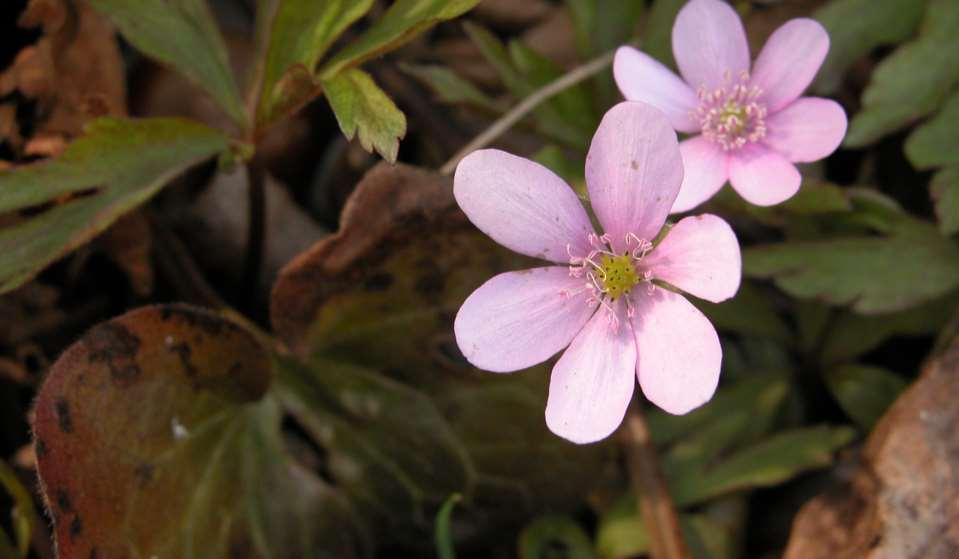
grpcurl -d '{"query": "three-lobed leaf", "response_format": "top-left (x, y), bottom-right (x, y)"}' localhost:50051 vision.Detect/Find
top-left (319, 0), bottom-right (481, 80)
top-left (0, 117), bottom-right (228, 295)
top-left (931, 167), bottom-right (959, 236)
top-left (844, 0), bottom-right (959, 146)
top-left (669, 426), bottom-right (855, 507)
top-left (256, 0), bottom-right (374, 126)
top-left (813, 0), bottom-right (928, 94)
top-left (905, 89), bottom-right (959, 170)
top-left (90, 0), bottom-right (246, 127)
top-left (323, 69), bottom-right (407, 163)
top-left (744, 223), bottom-right (959, 313)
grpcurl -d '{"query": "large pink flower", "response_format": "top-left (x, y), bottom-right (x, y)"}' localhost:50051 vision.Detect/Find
top-left (453, 102), bottom-right (741, 444)
top-left (614, 0), bottom-right (847, 212)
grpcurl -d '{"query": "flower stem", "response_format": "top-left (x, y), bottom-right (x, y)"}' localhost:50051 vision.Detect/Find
top-left (623, 400), bottom-right (690, 559)
top-left (438, 49), bottom-right (616, 176)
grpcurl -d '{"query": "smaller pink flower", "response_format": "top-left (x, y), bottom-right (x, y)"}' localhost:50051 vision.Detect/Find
top-left (453, 102), bottom-right (741, 444)
top-left (614, 0), bottom-right (847, 212)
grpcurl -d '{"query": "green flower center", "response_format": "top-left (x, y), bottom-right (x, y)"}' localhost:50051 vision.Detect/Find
top-left (718, 101), bottom-right (748, 135)
top-left (598, 254), bottom-right (640, 300)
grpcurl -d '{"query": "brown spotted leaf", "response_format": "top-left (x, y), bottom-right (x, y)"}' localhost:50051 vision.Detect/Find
top-left (34, 304), bottom-right (364, 559)
top-left (271, 163), bottom-right (606, 543)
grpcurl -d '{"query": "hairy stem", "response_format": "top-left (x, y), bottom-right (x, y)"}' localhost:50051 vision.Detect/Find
top-left (623, 401), bottom-right (690, 559)
top-left (438, 49), bottom-right (616, 175)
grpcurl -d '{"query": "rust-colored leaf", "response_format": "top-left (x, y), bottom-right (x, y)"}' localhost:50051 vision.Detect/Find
top-left (34, 304), bottom-right (363, 559)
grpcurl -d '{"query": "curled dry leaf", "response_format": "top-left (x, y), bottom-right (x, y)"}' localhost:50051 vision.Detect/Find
top-left (2, 0), bottom-right (126, 143)
top-left (783, 339), bottom-right (959, 559)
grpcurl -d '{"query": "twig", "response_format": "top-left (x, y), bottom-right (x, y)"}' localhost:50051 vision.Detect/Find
top-left (438, 49), bottom-right (616, 175)
top-left (243, 161), bottom-right (267, 295)
top-left (622, 400), bottom-right (690, 559)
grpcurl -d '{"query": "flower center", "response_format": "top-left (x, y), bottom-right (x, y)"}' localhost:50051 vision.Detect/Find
top-left (565, 233), bottom-right (654, 305)
top-left (598, 254), bottom-right (639, 300)
top-left (696, 71), bottom-right (767, 151)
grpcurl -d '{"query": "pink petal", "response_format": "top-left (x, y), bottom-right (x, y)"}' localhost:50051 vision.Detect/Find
top-left (586, 102), bottom-right (683, 253)
top-left (545, 299), bottom-right (636, 444)
top-left (644, 214), bottom-right (741, 303)
top-left (454, 267), bottom-right (597, 373)
top-left (631, 287), bottom-right (721, 415)
top-left (454, 149), bottom-right (596, 263)
top-left (672, 0), bottom-right (750, 91)
top-left (750, 19), bottom-right (829, 112)
top-left (671, 135), bottom-right (729, 213)
top-left (764, 97), bottom-right (847, 163)
top-left (728, 144), bottom-right (800, 206)
top-left (613, 46), bottom-right (701, 134)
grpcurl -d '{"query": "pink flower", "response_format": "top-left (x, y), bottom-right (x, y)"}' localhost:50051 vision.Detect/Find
top-left (453, 102), bottom-right (741, 444)
top-left (614, 0), bottom-right (847, 212)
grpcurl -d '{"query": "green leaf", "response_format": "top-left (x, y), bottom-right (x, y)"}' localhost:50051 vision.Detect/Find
top-left (0, 117), bottom-right (228, 295)
top-left (597, 498), bottom-right (743, 559)
top-left (518, 516), bottom-right (595, 559)
top-left (508, 41), bottom-right (597, 142)
top-left (819, 290), bottom-right (959, 364)
top-left (743, 225), bottom-right (959, 313)
top-left (463, 22), bottom-right (528, 95)
top-left (463, 23), bottom-right (592, 146)
top-left (90, 0), bottom-right (246, 127)
top-left (825, 364), bottom-right (908, 430)
top-left (670, 426), bottom-right (855, 507)
top-left (845, 0), bottom-right (959, 147)
top-left (319, 0), bottom-right (480, 80)
top-left (435, 494), bottom-right (462, 559)
top-left (931, 167), bottom-right (959, 235)
top-left (645, 0), bottom-right (685, 66)
top-left (813, 0), bottom-right (928, 94)
top-left (256, 0), bottom-right (374, 127)
top-left (271, 163), bottom-right (606, 544)
top-left (33, 305), bottom-right (363, 558)
top-left (401, 64), bottom-right (500, 112)
top-left (323, 69), bottom-right (407, 163)
top-left (275, 356), bottom-right (473, 539)
top-left (693, 282), bottom-right (792, 344)
top-left (596, 502), bottom-right (650, 559)
top-left (533, 145), bottom-right (586, 195)
top-left (905, 90), bottom-right (959, 169)
top-left (566, 0), bottom-right (643, 55)
top-left (0, 459), bottom-right (39, 557)
top-left (646, 375), bottom-right (789, 446)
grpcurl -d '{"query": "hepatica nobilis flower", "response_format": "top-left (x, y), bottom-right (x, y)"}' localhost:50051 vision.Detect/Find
top-left (614, 0), bottom-right (847, 212)
top-left (453, 102), bottom-right (741, 444)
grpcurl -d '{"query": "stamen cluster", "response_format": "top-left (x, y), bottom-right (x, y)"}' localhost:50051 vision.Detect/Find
top-left (696, 71), bottom-right (767, 151)
top-left (564, 233), bottom-right (654, 328)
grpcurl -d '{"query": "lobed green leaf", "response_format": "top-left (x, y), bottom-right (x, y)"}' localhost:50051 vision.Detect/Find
top-left (825, 364), bottom-right (908, 430)
top-left (319, 0), bottom-right (481, 80)
top-left (845, 0), bottom-right (959, 146)
top-left (256, 0), bottom-right (374, 127)
top-left (322, 69), bottom-right (408, 163)
top-left (91, 0), bottom-right (246, 127)
top-left (0, 118), bottom-right (228, 295)
top-left (744, 224), bottom-right (959, 313)
top-left (813, 0), bottom-right (928, 94)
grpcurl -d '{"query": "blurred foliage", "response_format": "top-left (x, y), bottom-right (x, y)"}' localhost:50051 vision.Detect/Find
top-left (0, 459), bottom-right (38, 558)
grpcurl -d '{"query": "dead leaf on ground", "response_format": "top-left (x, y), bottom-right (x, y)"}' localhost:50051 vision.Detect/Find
top-left (1, 0), bottom-right (126, 149)
top-left (783, 340), bottom-right (959, 559)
